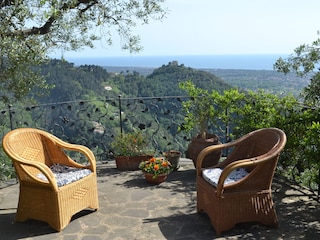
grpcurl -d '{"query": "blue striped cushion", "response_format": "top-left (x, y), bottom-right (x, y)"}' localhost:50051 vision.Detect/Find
top-left (37, 164), bottom-right (92, 187)
top-left (202, 168), bottom-right (248, 187)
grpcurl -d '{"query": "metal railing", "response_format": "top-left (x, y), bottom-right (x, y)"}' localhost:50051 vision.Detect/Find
top-left (0, 95), bottom-right (226, 162)
top-left (1, 95), bottom-right (320, 198)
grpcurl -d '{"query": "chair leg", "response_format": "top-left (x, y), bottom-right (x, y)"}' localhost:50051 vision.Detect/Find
top-left (16, 208), bottom-right (28, 222)
top-left (260, 207), bottom-right (278, 227)
top-left (196, 201), bottom-right (203, 213)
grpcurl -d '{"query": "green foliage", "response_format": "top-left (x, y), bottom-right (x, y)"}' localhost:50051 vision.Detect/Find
top-left (1, 58), bottom-right (320, 195)
top-left (232, 90), bottom-right (320, 193)
top-left (232, 90), bottom-right (287, 135)
top-left (211, 88), bottom-right (246, 138)
top-left (272, 31), bottom-right (320, 193)
top-left (0, 0), bottom-right (167, 102)
top-left (274, 32), bottom-right (320, 105)
top-left (179, 80), bottom-right (247, 139)
top-left (179, 80), bottom-right (218, 138)
top-left (111, 130), bottom-right (152, 157)
top-left (0, 35), bottom-right (50, 102)
top-left (0, 147), bottom-right (15, 181)
top-left (139, 157), bottom-right (173, 178)
top-left (34, 60), bottom-right (112, 102)
top-left (146, 61), bottom-right (230, 96)
top-left (178, 79), bottom-right (320, 193)
top-left (209, 69), bottom-right (309, 99)
top-left (301, 121), bottom-right (320, 190)
top-left (105, 61), bottom-right (232, 99)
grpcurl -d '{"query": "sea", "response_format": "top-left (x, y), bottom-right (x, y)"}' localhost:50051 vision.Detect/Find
top-left (64, 54), bottom-right (289, 71)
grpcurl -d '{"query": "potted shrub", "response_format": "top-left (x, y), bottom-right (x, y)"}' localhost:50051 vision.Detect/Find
top-left (179, 80), bottom-right (222, 168)
top-left (139, 157), bottom-right (173, 184)
top-left (111, 131), bottom-right (153, 171)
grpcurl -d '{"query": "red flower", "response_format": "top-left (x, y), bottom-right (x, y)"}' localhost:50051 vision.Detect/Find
top-left (162, 161), bottom-right (168, 167)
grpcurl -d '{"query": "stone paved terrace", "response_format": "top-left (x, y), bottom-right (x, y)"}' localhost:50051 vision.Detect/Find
top-left (0, 159), bottom-right (319, 240)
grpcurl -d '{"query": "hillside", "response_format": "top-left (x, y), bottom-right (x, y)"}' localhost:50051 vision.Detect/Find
top-left (104, 66), bottom-right (310, 97)
top-left (16, 60), bottom-right (233, 156)
top-left (207, 69), bottom-right (309, 97)
top-left (4, 59), bottom-right (311, 161)
top-left (32, 59), bottom-right (310, 106)
top-left (35, 60), bottom-right (231, 103)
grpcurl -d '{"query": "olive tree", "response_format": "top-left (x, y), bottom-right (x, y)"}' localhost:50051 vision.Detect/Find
top-left (274, 31), bottom-right (320, 106)
top-left (274, 35), bottom-right (320, 195)
top-left (0, 0), bottom-right (167, 102)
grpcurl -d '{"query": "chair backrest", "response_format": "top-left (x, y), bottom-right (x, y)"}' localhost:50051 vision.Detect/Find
top-left (228, 128), bottom-right (284, 162)
top-left (2, 128), bottom-right (69, 181)
top-left (221, 128), bottom-right (286, 191)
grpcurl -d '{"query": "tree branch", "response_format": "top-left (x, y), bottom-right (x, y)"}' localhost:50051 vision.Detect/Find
top-left (5, 0), bottom-right (99, 37)
top-left (0, 0), bottom-right (15, 8)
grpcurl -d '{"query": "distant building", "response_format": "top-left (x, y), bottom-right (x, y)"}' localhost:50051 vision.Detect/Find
top-left (169, 61), bottom-right (178, 66)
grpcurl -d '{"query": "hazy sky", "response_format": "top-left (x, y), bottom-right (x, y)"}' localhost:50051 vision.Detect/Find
top-left (54, 0), bottom-right (320, 58)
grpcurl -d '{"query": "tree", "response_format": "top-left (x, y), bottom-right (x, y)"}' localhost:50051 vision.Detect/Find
top-left (273, 32), bottom-right (320, 106)
top-left (0, 0), bottom-right (167, 102)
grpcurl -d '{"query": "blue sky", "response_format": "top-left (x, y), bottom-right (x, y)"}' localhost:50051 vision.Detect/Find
top-left (52, 0), bottom-right (320, 58)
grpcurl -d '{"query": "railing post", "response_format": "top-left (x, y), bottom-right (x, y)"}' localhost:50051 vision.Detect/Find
top-left (8, 104), bottom-right (13, 130)
top-left (118, 95), bottom-right (123, 135)
top-left (225, 107), bottom-right (230, 143)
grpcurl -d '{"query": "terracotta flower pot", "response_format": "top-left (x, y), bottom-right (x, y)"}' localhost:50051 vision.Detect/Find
top-left (186, 133), bottom-right (222, 168)
top-left (115, 155), bottom-right (153, 171)
top-left (163, 150), bottom-right (182, 171)
top-left (143, 172), bottom-right (168, 184)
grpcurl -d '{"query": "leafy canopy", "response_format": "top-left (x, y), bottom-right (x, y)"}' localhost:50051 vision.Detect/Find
top-left (0, 0), bottom-right (167, 102)
top-left (274, 31), bottom-right (320, 106)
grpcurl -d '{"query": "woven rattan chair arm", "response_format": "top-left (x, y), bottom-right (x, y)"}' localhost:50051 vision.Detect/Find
top-left (215, 158), bottom-right (258, 197)
top-left (215, 149), bottom-right (283, 197)
top-left (196, 140), bottom-right (240, 176)
top-left (18, 160), bottom-right (59, 191)
top-left (46, 134), bottom-right (97, 172)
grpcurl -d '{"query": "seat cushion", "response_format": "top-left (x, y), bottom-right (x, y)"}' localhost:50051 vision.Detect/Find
top-left (37, 164), bottom-right (92, 187)
top-left (202, 168), bottom-right (248, 187)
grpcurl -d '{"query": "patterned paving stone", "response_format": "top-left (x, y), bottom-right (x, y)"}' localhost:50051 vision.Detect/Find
top-left (0, 159), bottom-right (319, 239)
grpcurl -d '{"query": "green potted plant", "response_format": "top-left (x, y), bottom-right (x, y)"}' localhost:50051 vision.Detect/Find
top-left (179, 80), bottom-right (222, 168)
top-left (139, 157), bottom-right (173, 184)
top-left (111, 130), bottom-right (153, 171)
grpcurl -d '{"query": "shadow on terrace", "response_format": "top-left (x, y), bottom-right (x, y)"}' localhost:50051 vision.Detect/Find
top-left (0, 160), bottom-right (319, 239)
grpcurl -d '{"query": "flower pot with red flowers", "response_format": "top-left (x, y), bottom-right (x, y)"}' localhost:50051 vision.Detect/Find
top-left (139, 157), bottom-right (173, 184)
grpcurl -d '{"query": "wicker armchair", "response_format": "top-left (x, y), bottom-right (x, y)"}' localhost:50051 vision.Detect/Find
top-left (2, 128), bottom-right (99, 231)
top-left (196, 128), bottom-right (286, 235)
